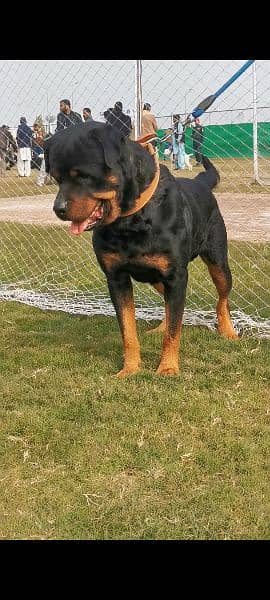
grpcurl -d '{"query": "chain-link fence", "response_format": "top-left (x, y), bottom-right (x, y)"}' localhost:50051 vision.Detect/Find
top-left (0, 60), bottom-right (269, 336)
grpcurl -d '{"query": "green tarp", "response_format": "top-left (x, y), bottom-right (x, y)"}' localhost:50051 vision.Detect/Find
top-left (157, 122), bottom-right (270, 159)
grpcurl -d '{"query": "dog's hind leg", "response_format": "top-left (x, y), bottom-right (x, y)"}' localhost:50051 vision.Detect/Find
top-left (147, 283), bottom-right (166, 334)
top-left (204, 260), bottom-right (238, 339)
top-left (200, 218), bottom-right (238, 339)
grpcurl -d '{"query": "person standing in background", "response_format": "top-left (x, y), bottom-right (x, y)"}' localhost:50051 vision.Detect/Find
top-left (191, 117), bottom-right (204, 165)
top-left (16, 117), bottom-right (33, 177)
top-left (36, 131), bottom-right (54, 186)
top-left (104, 101), bottom-right (132, 137)
top-left (32, 122), bottom-right (44, 168)
top-left (83, 108), bottom-right (93, 122)
top-left (56, 99), bottom-right (82, 132)
top-left (172, 114), bottom-right (185, 170)
top-left (141, 103), bottom-right (158, 144)
top-left (0, 125), bottom-right (17, 176)
top-left (0, 125), bottom-right (9, 177)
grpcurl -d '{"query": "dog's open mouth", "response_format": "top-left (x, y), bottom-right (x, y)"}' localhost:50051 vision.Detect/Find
top-left (70, 203), bottom-right (104, 235)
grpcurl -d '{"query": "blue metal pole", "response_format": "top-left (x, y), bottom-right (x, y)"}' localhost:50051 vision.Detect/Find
top-left (191, 60), bottom-right (255, 119)
top-left (214, 60), bottom-right (255, 99)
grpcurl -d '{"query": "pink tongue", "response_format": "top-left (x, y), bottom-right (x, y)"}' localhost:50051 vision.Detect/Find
top-left (70, 218), bottom-right (90, 236)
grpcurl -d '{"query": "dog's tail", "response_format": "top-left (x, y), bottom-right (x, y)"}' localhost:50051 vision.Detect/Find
top-left (196, 155), bottom-right (220, 190)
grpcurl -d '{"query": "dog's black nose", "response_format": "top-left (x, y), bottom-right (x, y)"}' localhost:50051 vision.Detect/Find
top-left (54, 195), bottom-right (68, 220)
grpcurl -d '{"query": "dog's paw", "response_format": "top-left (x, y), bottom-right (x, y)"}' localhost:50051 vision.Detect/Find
top-left (218, 327), bottom-right (239, 340)
top-left (115, 366), bottom-right (141, 378)
top-left (156, 364), bottom-right (180, 376)
top-left (220, 331), bottom-right (239, 341)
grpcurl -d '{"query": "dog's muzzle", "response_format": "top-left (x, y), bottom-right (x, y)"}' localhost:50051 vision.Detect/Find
top-left (54, 193), bottom-right (68, 220)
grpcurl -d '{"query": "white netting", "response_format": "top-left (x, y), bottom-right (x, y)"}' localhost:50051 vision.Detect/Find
top-left (0, 60), bottom-right (269, 337)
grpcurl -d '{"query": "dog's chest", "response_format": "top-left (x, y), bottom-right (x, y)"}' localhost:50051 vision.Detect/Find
top-left (98, 249), bottom-right (172, 284)
top-left (126, 254), bottom-right (171, 283)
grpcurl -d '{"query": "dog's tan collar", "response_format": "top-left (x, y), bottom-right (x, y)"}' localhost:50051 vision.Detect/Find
top-left (98, 135), bottom-right (160, 225)
top-left (121, 136), bottom-right (160, 218)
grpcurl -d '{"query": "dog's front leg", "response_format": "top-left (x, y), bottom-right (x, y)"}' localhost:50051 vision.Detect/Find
top-left (107, 273), bottom-right (141, 377)
top-left (156, 268), bottom-right (188, 376)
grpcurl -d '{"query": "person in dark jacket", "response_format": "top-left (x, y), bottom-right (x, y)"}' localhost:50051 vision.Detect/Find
top-left (0, 125), bottom-right (17, 176)
top-left (104, 101), bottom-right (132, 137)
top-left (191, 117), bottom-right (204, 165)
top-left (83, 107), bottom-right (93, 122)
top-left (56, 99), bottom-right (83, 132)
top-left (16, 117), bottom-right (33, 177)
top-left (3, 126), bottom-right (17, 170)
top-left (0, 125), bottom-right (8, 177)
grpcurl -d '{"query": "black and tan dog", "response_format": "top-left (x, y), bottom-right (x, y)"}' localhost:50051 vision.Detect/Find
top-left (44, 121), bottom-right (238, 377)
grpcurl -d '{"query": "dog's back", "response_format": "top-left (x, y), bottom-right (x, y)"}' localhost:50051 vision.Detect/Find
top-left (173, 155), bottom-right (221, 245)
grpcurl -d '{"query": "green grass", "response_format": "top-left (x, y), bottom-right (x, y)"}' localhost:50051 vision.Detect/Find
top-left (0, 217), bottom-right (269, 539)
top-left (0, 301), bottom-right (269, 540)
top-left (0, 169), bottom-right (57, 198)
top-left (1, 156), bottom-right (270, 197)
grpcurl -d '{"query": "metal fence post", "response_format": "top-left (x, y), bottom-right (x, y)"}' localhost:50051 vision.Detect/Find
top-left (134, 60), bottom-right (142, 139)
top-left (253, 61), bottom-right (260, 183)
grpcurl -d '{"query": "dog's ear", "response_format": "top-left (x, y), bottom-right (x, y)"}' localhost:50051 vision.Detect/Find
top-left (90, 125), bottom-right (125, 168)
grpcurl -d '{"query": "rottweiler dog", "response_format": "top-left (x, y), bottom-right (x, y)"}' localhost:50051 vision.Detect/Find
top-left (44, 121), bottom-right (238, 377)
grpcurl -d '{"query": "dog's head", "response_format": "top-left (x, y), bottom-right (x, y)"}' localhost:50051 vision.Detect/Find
top-left (44, 122), bottom-right (156, 235)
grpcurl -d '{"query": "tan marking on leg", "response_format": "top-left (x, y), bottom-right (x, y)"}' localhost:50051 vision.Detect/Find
top-left (116, 298), bottom-right (141, 378)
top-left (216, 297), bottom-right (238, 339)
top-left (147, 283), bottom-right (166, 334)
top-left (204, 261), bottom-right (238, 339)
top-left (156, 303), bottom-right (181, 375)
top-left (101, 252), bottom-right (122, 271)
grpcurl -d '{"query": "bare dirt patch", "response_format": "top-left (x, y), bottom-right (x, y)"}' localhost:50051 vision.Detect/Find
top-left (0, 193), bottom-right (269, 242)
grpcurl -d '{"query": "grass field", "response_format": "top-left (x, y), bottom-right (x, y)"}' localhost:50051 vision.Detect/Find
top-left (0, 157), bottom-right (270, 197)
top-left (0, 301), bottom-right (269, 540)
top-left (0, 222), bottom-right (270, 539)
